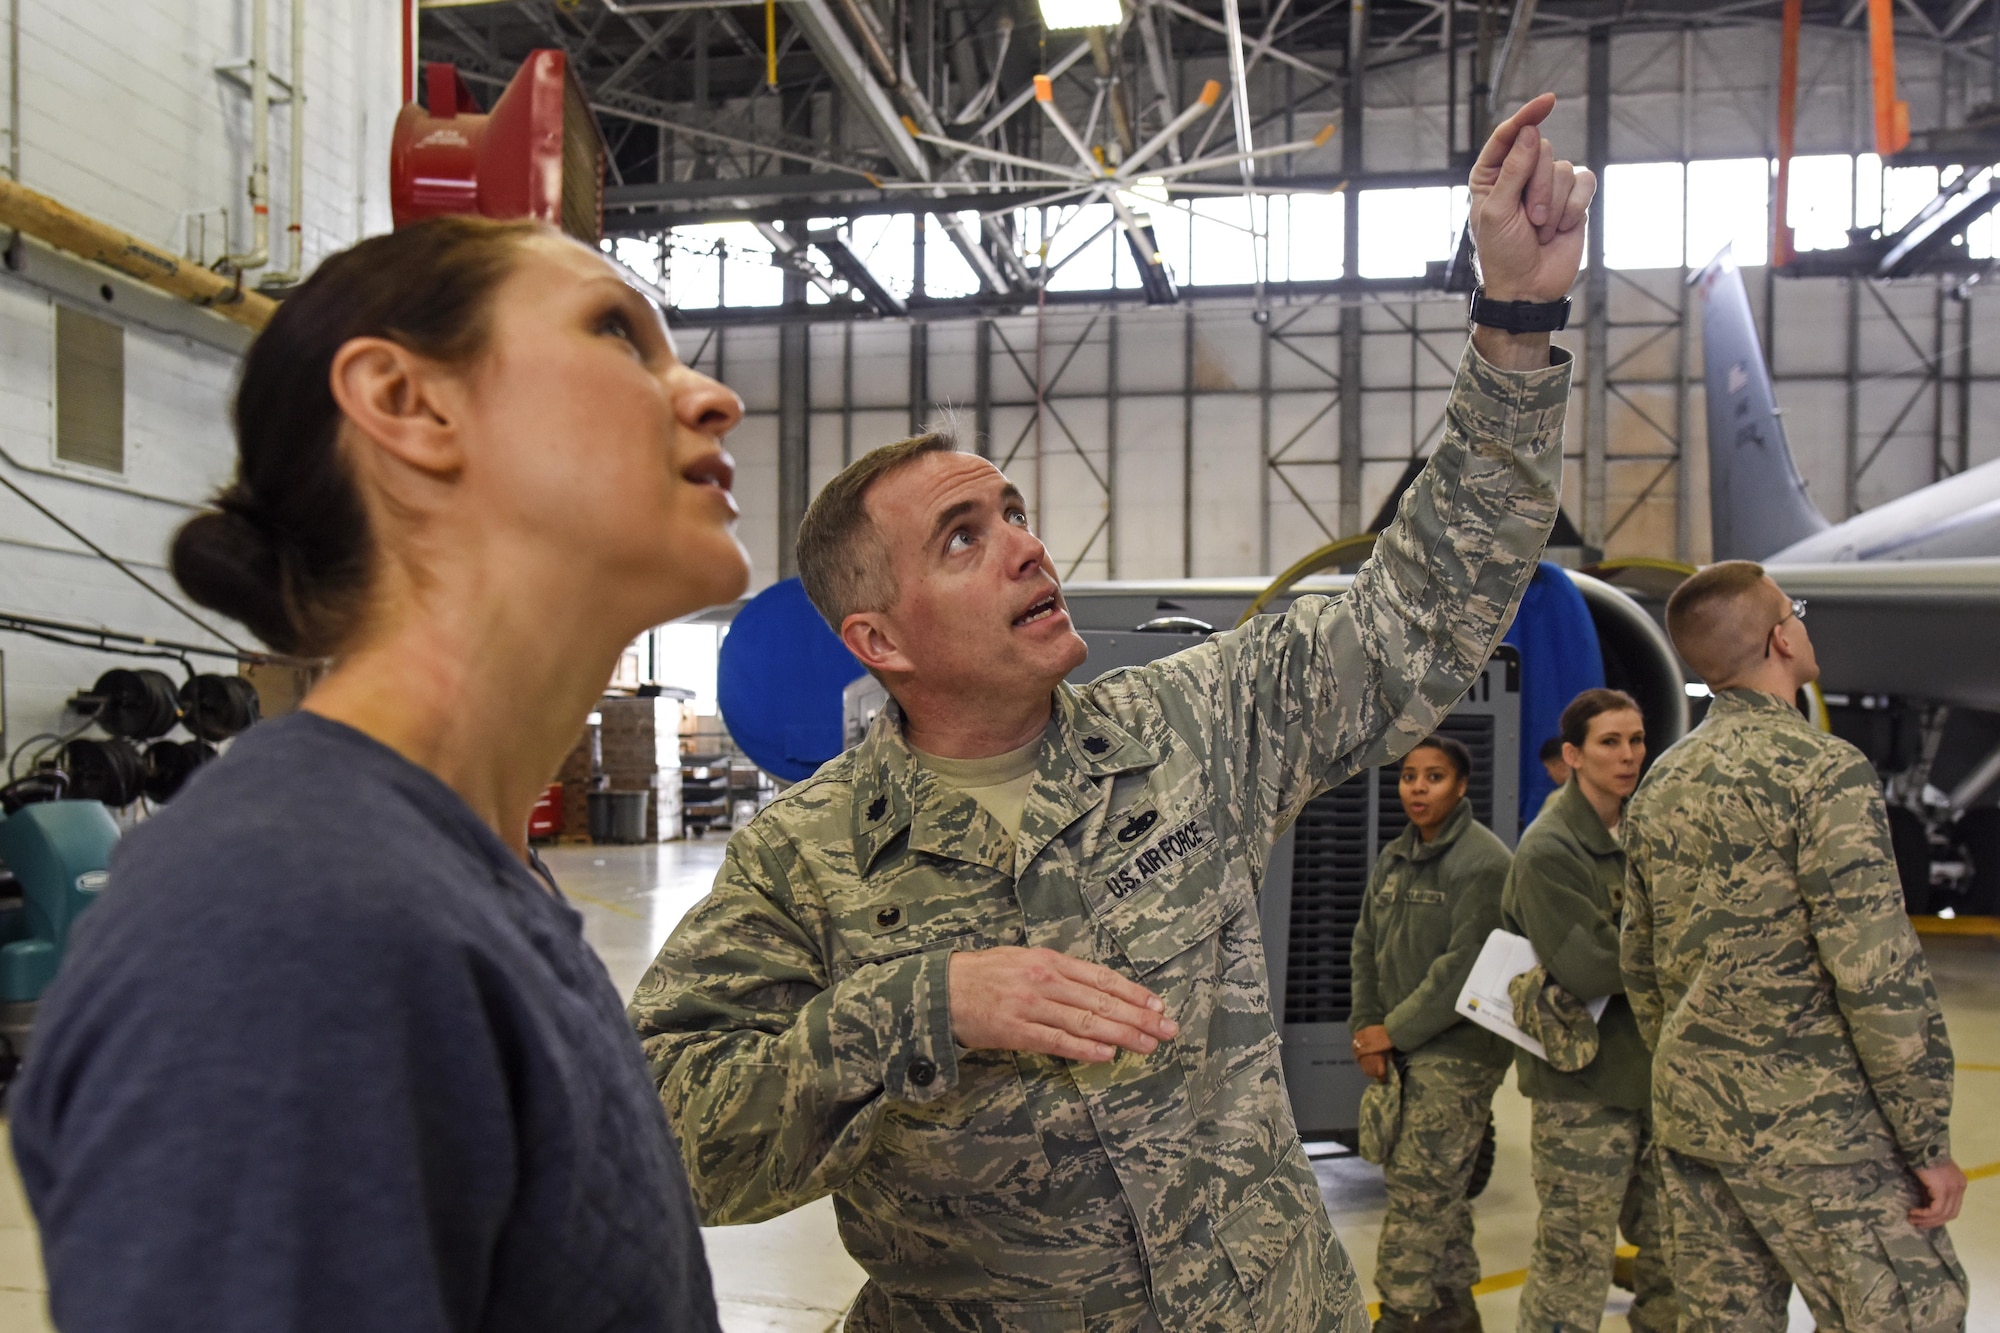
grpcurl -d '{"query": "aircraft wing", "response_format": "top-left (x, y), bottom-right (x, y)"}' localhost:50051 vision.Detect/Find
top-left (1766, 559), bottom-right (2000, 711)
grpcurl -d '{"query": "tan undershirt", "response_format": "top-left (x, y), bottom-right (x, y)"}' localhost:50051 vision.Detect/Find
top-left (914, 734), bottom-right (1043, 840)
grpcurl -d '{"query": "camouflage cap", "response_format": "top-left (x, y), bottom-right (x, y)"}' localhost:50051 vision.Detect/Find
top-left (1510, 965), bottom-right (1600, 1073)
top-left (1358, 1057), bottom-right (1404, 1165)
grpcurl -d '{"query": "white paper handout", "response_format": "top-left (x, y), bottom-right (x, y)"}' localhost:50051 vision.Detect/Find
top-left (1454, 928), bottom-right (1611, 1062)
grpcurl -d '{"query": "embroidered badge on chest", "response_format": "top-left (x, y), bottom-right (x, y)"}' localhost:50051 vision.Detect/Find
top-left (1116, 809), bottom-right (1159, 843)
top-left (1103, 815), bottom-right (1218, 900)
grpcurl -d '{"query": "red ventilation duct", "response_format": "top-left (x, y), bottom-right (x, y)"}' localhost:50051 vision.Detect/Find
top-left (390, 51), bottom-right (607, 242)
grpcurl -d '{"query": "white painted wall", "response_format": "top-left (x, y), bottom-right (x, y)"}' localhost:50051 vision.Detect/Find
top-left (0, 0), bottom-right (400, 761)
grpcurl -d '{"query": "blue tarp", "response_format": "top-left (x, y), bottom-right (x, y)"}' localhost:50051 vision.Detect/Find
top-left (1502, 562), bottom-right (1604, 830)
top-left (716, 578), bottom-right (866, 783)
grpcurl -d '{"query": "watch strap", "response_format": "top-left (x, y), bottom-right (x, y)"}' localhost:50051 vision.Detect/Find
top-left (1469, 286), bottom-right (1572, 333)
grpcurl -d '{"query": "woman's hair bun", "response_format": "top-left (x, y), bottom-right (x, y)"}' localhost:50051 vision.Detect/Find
top-left (170, 500), bottom-right (301, 654)
top-left (166, 215), bottom-right (538, 662)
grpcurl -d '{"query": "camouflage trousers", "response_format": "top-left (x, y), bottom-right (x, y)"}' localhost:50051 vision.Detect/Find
top-left (1660, 1149), bottom-right (1968, 1333)
top-left (1517, 1099), bottom-right (1674, 1333)
top-left (1373, 1053), bottom-right (1507, 1317)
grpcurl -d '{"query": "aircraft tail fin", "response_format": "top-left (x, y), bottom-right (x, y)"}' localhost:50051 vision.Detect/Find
top-left (1696, 248), bottom-right (1830, 561)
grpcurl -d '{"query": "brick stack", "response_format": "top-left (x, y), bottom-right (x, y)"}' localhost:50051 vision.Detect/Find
top-left (596, 695), bottom-right (685, 841)
top-left (556, 719), bottom-right (598, 842)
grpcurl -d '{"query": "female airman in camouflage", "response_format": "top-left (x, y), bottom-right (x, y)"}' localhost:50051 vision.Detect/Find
top-left (1350, 736), bottom-right (1513, 1333)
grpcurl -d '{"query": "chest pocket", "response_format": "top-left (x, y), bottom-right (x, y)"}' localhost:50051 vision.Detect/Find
top-left (829, 863), bottom-right (1024, 980)
top-left (1083, 807), bottom-right (1242, 976)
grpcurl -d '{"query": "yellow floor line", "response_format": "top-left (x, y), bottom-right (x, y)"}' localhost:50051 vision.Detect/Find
top-left (561, 886), bottom-right (642, 920)
top-left (1959, 1062), bottom-right (2000, 1073)
top-left (1912, 916), bottom-right (2000, 938)
top-left (1362, 1162), bottom-right (2000, 1318)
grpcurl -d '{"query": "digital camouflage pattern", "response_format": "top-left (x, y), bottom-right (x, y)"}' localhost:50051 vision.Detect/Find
top-left (1508, 964), bottom-right (1598, 1073)
top-left (628, 343), bottom-right (1572, 1333)
top-left (1517, 1099), bottom-right (1674, 1333)
top-left (1371, 1053), bottom-right (1507, 1320)
top-left (1660, 1148), bottom-right (1968, 1333)
top-left (1357, 1056), bottom-right (1403, 1167)
top-left (1621, 688), bottom-right (1955, 1170)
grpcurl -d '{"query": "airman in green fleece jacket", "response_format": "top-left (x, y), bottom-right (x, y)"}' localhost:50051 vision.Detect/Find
top-left (1501, 690), bottom-right (1672, 1333)
top-left (1349, 738), bottom-right (1512, 1332)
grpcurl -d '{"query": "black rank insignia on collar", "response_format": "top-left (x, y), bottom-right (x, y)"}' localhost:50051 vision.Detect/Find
top-left (866, 795), bottom-right (888, 823)
top-left (1082, 735), bottom-right (1110, 755)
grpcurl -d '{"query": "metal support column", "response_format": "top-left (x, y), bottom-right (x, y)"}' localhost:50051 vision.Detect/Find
top-left (1958, 291), bottom-right (1974, 478)
top-left (974, 317), bottom-right (992, 458)
top-left (1337, 0), bottom-right (1366, 539)
top-left (1844, 277), bottom-right (1861, 517)
top-left (1581, 28), bottom-right (1610, 557)
top-left (910, 319), bottom-right (929, 436)
top-left (842, 321), bottom-right (855, 466)
top-left (1259, 315), bottom-right (1272, 572)
top-left (1183, 308), bottom-right (1196, 576)
top-left (1107, 313), bottom-right (1120, 578)
top-left (1674, 25), bottom-right (1694, 561)
top-left (777, 231), bottom-right (810, 578)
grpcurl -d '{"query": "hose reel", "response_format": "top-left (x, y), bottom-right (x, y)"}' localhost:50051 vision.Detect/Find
top-left (88, 669), bottom-right (182, 740)
top-left (61, 737), bottom-right (146, 808)
top-left (143, 739), bottom-right (217, 804)
top-left (178, 675), bottom-right (261, 742)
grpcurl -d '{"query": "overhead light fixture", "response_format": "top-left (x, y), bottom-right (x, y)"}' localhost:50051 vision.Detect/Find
top-left (1037, 0), bottom-right (1122, 30)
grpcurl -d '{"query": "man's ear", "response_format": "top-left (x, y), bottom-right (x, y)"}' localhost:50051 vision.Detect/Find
top-left (842, 611), bottom-right (914, 678)
top-left (327, 336), bottom-right (466, 480)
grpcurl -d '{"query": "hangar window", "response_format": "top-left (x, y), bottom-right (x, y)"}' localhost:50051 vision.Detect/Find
top-left (1970, 172), bottom-right (1997, 260)
top-left (655, 622), bottom-right (726, 715)
top-left (1785, 154), bottom-right (1854, 253)
top-left (922, 213), bottom-right (985, 299)
top-left (54, 306), bottom-right (124, 475)
top-left (1604, 162), bottom-right (1685, 269)
top-left (665, 223), bottom-right (783, 310)
top-left (1277, 193), bottom-right (1344, 281)
top-left (1882, 164), bottom-right (1939, 234)
top-left (1032, 201), bottom-right (1118, 292)
top-left (1685, 157), bottom-right (1769, 268)
top-left (1357, 185), bottom-right (1468, 280)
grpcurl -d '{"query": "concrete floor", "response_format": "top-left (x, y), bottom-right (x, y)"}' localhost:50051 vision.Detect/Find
top-left (0, 837), bottom-right (1994, 1330)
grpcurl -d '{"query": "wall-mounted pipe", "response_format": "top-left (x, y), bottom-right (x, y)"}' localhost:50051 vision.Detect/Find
top-left (0, 176), bottom-right (277, 329)
top-left (260, 0), bottom-right (304, 286)
top-left (222, 0), bottom-right (271, 272)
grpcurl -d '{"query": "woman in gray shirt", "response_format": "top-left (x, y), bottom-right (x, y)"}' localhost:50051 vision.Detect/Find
top-left (13, 215), bottom-right (750, 1332)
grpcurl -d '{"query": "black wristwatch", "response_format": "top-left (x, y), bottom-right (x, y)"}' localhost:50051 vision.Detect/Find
top-left (1469, 285), bottom-right (1571, 333)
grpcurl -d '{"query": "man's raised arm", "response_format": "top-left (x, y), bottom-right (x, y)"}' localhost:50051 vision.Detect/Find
top-left (1125, 94), bottom-right (1593, 844)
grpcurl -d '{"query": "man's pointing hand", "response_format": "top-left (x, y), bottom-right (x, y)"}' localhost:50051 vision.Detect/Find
top-left (1469, 92), bottom-right (1596, 305)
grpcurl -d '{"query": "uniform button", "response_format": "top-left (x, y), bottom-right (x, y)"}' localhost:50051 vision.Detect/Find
top-left (909, 1057), bottom-right (937, 1087)
top-left (875, 905), bottom-right (902, 929)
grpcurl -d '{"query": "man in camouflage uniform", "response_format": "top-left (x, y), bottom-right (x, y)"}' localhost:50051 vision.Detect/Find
top-left (1622, 560), bottom-right (1968, 1333)
top-left (629, 96), bottom-right (1596, 1333)
top-left (1502, 690), bottom-right (1673, 1333)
